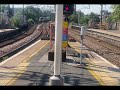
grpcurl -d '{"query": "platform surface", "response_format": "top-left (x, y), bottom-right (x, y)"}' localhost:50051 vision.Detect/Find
top-left (0, 40), bottom-right (120, 86)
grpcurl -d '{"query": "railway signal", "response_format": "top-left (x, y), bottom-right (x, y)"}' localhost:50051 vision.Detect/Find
top-left (63, 4), bottom-right (74, 15)
top-left (62, 4), bottom-right (75, 49)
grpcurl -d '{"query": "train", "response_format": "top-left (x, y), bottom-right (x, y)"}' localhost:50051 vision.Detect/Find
top-left (39, 17), bottom-right (51, 22)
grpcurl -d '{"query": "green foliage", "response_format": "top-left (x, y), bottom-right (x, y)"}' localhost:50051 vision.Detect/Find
top-left (80, 15), bottom-right (89, 26)
top-left (106, 14), bottom-right (113, 22)
top-left (68, 13), bottom-right (78, 23)
top-left (68, 11), bottom-right (101, 26)
top-left (68, 11), bottom-right (85, 24)
top-left (0, 5), bottom-right (7, 12)
top-left (11, 14), bottom-right (21, 27)
top-left (41, 10), bottom-right (55, 21)
top-left (27, 18), bottom-right (35, 24)
top-left (88, 12), bottom-right (100, 22)
top-left (10, 5), bottom-right (55, 27)
top-left (2, 56), bottom-right (8, 61)
top-left (108, 4), bottom-right (120, 22)
top-left (23, 6), bottom-right (42, 23)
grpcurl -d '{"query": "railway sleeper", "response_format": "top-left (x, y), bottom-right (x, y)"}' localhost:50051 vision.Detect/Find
top-left (87, 34), bottom-right (120, 48)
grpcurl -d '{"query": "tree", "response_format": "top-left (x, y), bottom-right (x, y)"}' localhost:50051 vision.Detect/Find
top-left (68, 11), bottom-right (85, 24)
top-left (41, 9), bottom-right (55, 21)
top-left (23, 6), bottom-right (42, 23)
top-left (0, 4), bottom-right (7, 12)
top-left (68, 11), bottom-right (78, 23)
top-left (106, 14), bottom-right (113, 22)
top-left (111, 4), bottom-right (120, 22)
top-left (11, 14), bottom-right (21, 27)
top-left (80, 15), bottom-right (89, 25)
top-left (89, 12), bottom-right (100, 22)
top-left (68, 11), bottom-right (100, 26)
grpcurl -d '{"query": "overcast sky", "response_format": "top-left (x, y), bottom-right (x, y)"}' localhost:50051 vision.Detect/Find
top-left (76, 4), bottom-right (112, 15)
top-left (10, 4), bottom-right (112, 15)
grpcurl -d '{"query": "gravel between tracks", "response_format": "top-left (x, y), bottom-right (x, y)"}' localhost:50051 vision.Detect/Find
top-left (69, 28), bottom-right (120, 68)
top-left (0, 23), bottom-right (49, 58)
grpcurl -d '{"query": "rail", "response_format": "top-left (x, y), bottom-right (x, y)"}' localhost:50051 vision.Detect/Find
top-left (71, 25), bottom-right (120, 47)
top-left (0, 23), bottom-right (44, 62)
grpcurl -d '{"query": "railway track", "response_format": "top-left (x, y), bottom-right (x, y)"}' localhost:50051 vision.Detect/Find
top-left (0, 22), bottom-right (49, 62)
top-left (69, 26), bottom-right (120, 68)
top-left (70, 26), bottom-right (120, 48)
top-left (0, 25), bottom-right (36, 48)
top-left (0, 25), bottom-right (32, 44)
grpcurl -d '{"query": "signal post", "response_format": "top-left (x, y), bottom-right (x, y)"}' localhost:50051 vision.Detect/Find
top-left (62, 4), bottom-right (75, 54)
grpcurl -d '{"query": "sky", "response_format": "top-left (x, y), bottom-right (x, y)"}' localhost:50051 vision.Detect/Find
top-left (76, 4), bottom-right (112, 15)
top-left (10, 4), bottom-right (112, 15)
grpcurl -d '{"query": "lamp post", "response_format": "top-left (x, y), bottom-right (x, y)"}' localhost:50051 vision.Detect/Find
top-left (0, 4), bottom-right (2, 25)
top-left (23, 4), bottom-right (24, 24)
top-left (100, 4), bottom-right (103, 29)
top-left (80, 26), bottom-right (87, 64)
top-left (78, 11), bottom-right (80, 27)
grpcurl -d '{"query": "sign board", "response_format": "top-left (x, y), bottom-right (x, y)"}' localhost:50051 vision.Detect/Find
top-left (63, 28), bottom-right (68, 34)
top-left (63, 21), bottom-right (68, 28)
top-left (63, 35), bottom-right (68, 41)
top-left (62, 41), bottom-right (68, 48)
top-left (62, 21), bottom-right (68, 48)
top-left (80, 26), bottom-right (87, 35)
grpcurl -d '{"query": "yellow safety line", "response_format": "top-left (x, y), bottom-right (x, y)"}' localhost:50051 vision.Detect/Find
top-left (23, 41), bottom-right (50, 62)
top-left (6, 40), bottom-right (50, 85)
top-left (68, 42), bottom-right (105, 85)
top-left (86, 59), bottom-right (105, 85)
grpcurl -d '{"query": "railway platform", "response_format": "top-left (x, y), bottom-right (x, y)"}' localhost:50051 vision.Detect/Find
top-left (68, 42), bottom-right (120, 86)
top-left (88, 28), bottom-right (120, 38)
top-left (0, 29), bottom-right (17, 33)
top-left (72, 25), bottom-right (120, 38)
top-left (0, 40), bottom-right (120, 86)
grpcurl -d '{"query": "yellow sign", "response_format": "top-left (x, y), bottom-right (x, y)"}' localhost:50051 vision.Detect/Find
top-left (63, 21), bottom-right (68, 28)
top-left (62, 41), bottom-right (68, 48)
